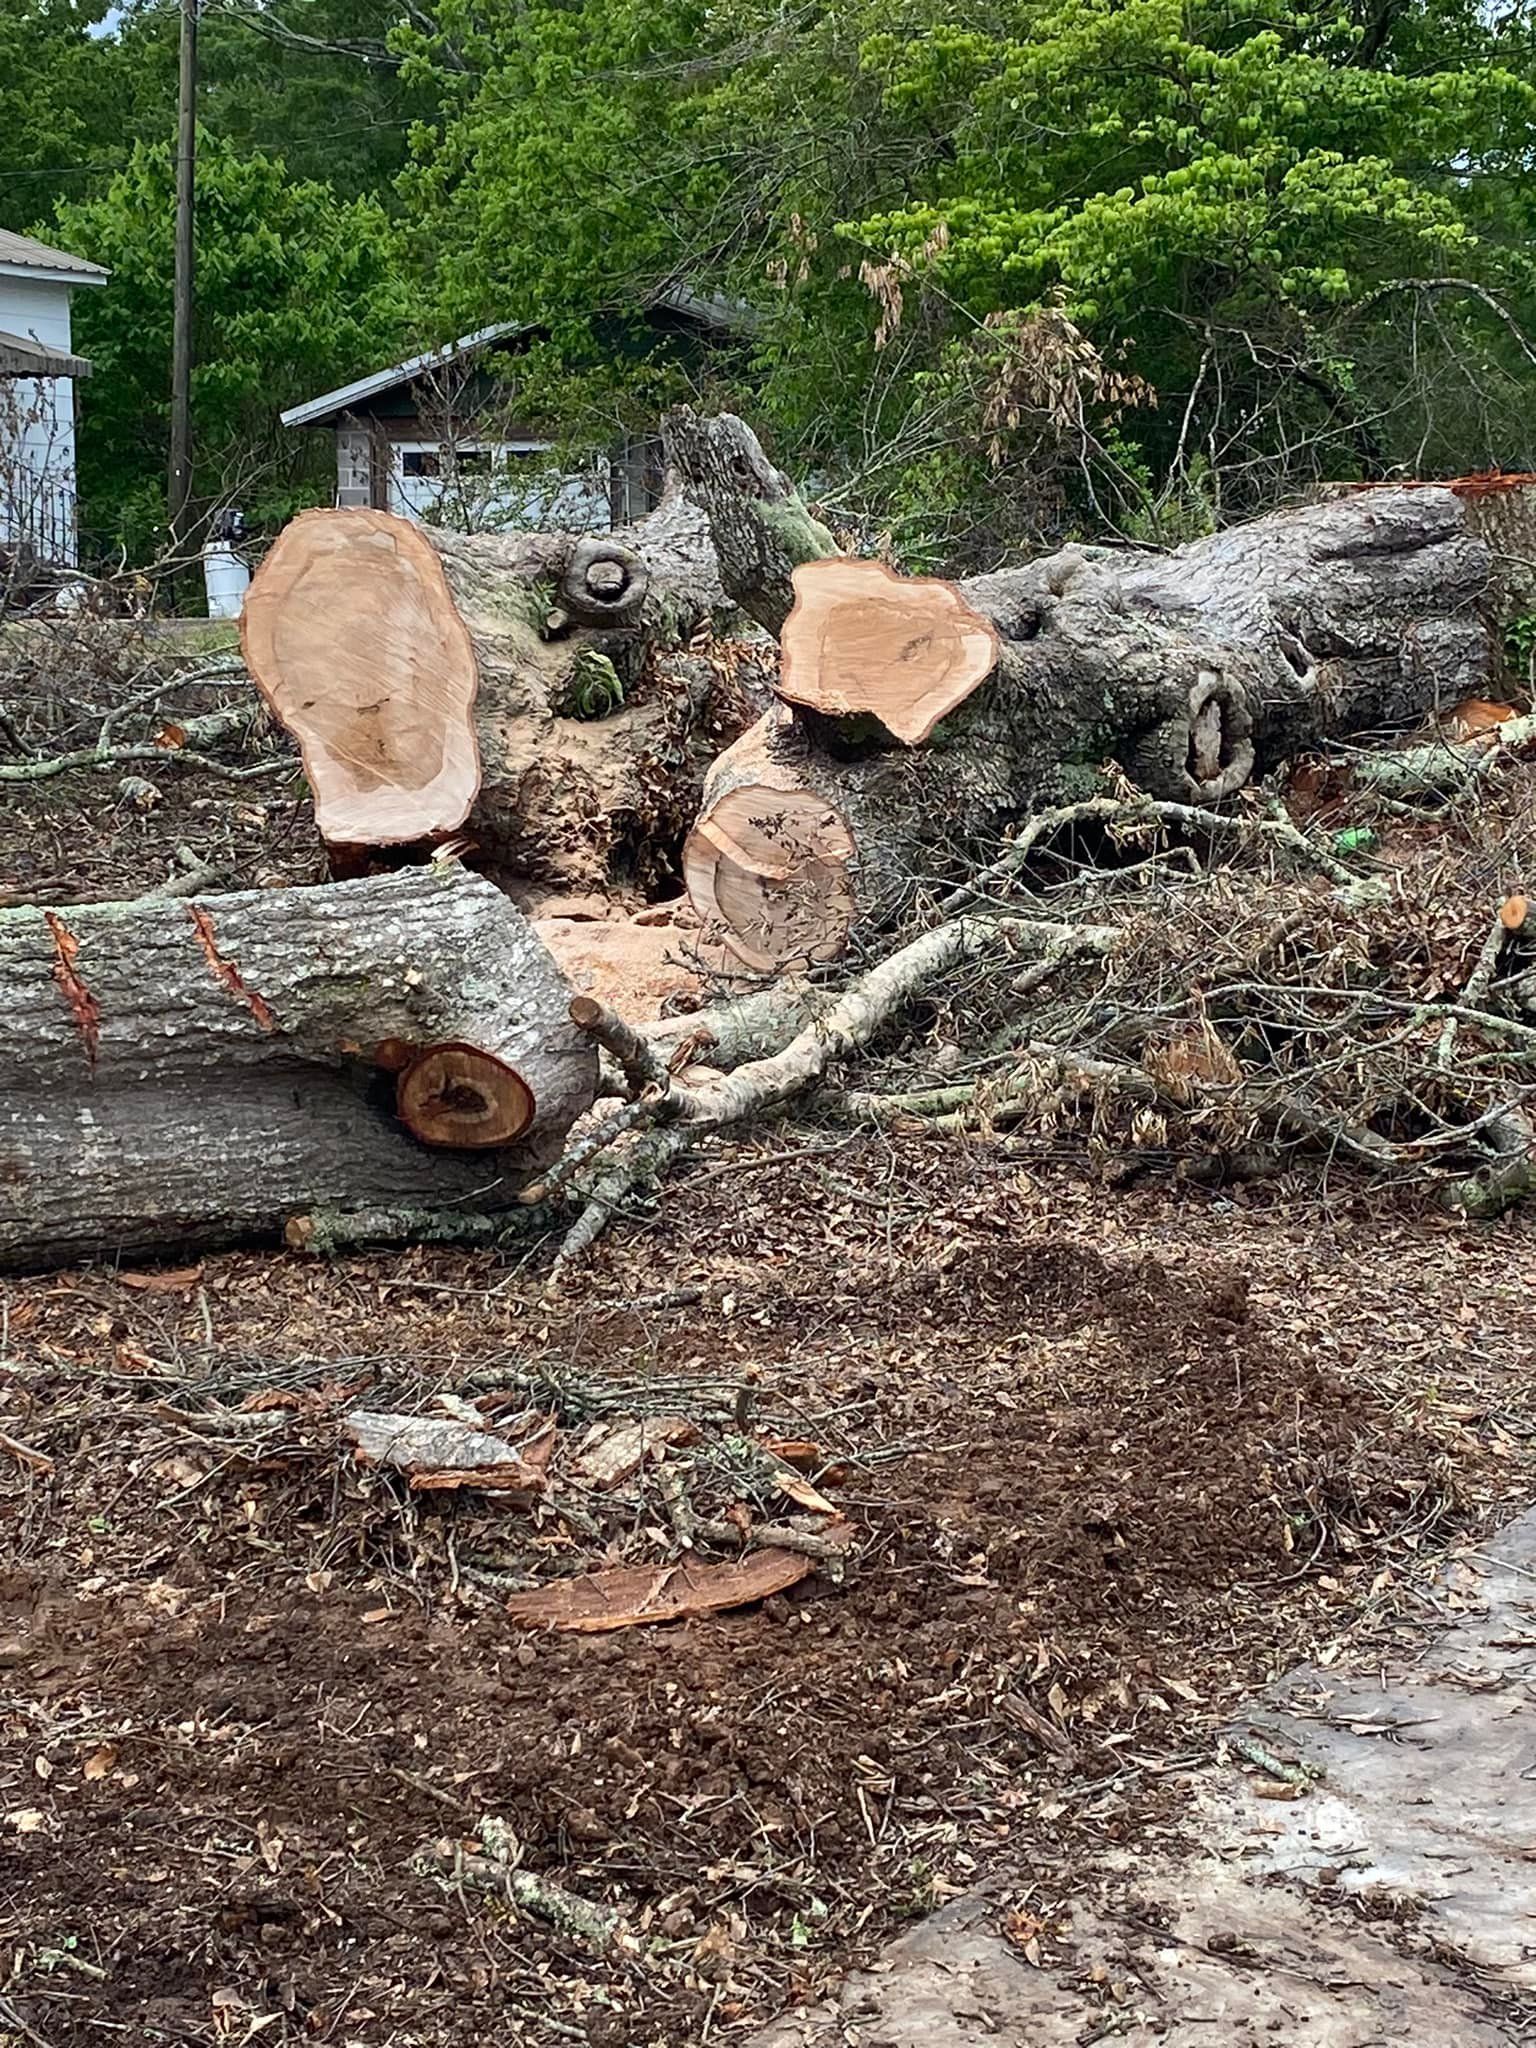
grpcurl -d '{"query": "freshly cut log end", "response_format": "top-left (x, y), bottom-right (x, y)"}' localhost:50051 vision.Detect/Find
top-left (241, 508), bottom-right (481, 846)
top-left (684, 784), bottom-right (857, 972)
top-left (0, 868), bottom-right (595, 1272)
top-left (397, 1041), bottom-right (536, 1149)
top-left (778, 558), bottom-right (1000, 745)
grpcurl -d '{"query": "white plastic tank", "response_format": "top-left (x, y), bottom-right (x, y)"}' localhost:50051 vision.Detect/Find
top-left (202, 540), bottom-right (250, 620)
top-left (203, 507), bottom-right (251, 620)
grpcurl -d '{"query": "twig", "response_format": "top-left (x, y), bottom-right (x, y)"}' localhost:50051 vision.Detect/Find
top-left (568, 993), bottom-right (673, 1094)
top-left (0, 740), bottom-right (288, 784)
top-left (387, 1764), bottom-right (475, 1816)
top-left (548, 1124), bottom-right (697, 1283)
top-left (0, 1993), bottom-right (59, 2048)
top-left (938, 793), bottom-right (1367, 916)
top-left (659, 1464), bottom-right (850, 1573)
top-left (519, 1097), bottom-right (658, 1206)
top-left (414, 1814), bottom-right (628, 1952)
top-left (284, 1203), bottom-right (553, 1256)
top-left (0, 1428), bottom-right (55, 1475)
top-left (1229, 1731), bottom-right (1323, 1785)
top-left (1439, 906), bottom-right (1511, 1069)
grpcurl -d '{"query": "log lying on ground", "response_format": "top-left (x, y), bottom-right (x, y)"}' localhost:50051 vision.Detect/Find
top-left (667, 411), bottom-right (1497, 966)
top-left (242, 496), bottom-right (769, 893)
top-left (0, 866), bottom-right (596, 1270)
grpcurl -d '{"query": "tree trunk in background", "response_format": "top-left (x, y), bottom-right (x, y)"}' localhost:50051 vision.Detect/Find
top-left (666, 410), bottom-right (1496, 966)
top-left (244, 497), bottom-right (772, 899)
top-left (0, 868), bottom-right (596, 1270)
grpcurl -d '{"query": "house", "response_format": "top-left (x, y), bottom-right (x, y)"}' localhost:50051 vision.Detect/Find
top-left (280, 289), bottom-right (746, 533)
top-left (0, 229), bottom-right (109, 570)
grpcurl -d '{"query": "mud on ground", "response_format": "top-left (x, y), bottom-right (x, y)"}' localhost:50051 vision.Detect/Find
top-left (4, 1137), bottom-right (1534, 2045)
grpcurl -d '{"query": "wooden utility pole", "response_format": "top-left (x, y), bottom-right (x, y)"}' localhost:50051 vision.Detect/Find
top-left (167, 0), bottom-right (198, 561)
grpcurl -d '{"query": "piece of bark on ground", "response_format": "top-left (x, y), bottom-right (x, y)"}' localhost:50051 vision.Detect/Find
top-left (667, 411), bottom-right (1495, 963)
top-left (0, 866), bottom-right (596, 1272)
top-left (568, 1416), bottom-right (699, 1490)
top-left (344, 1409), bottom-right (555, 1492)
top-left (503, 1545), bottom-right (822, 1632)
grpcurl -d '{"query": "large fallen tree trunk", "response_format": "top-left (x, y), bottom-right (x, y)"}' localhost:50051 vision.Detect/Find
top-left (665, 411), bottom-right (1498, 967)
top-left (241, 495), bottom-right (769, 896)
top-left (0, 867), bottom-right (596, 1270)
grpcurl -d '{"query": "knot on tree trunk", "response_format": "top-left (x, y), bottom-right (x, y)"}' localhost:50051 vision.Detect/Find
top-left (553, 537), bottom-right (651, 629)
top-left (1132, 666), bottom-right (1258, 803)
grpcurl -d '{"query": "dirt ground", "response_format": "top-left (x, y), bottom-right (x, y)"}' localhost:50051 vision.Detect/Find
top-left (5, 1134), bottom-right (1535, 2047)
top-left (4, 622), bottom-right (1536, 2043)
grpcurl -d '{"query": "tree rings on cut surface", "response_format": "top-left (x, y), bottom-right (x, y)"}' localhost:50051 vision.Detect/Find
top-left (684, 786), bottom-right (857, 972)
top-left (778, 558), bottom-right (1000, 746)
top-left (396, 1041), bottom-right (535, 1148)
top-left (241, 508), bottom-right (482, 846)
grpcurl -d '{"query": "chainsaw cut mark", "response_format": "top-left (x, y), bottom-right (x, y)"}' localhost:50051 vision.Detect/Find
top-left (188, 905), bottom-right (278, 1032)
top-left (44, 912), bottom-right (101, 1069)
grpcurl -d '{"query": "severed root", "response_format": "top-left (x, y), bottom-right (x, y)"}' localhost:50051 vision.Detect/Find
top-left (285, 1203), bottom-right (552, 1256)
top-left (414, 1814), bottom-right (629, 1952)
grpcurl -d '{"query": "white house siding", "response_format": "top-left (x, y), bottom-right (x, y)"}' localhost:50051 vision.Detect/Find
top-left (329, 422), bottom-right (612, 531)
top-left (0, 271), bottom-right (81, 566)
top-left (386, 440), bottom-right (611, 530)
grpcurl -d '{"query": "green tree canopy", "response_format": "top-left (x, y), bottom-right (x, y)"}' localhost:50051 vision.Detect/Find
top-left (397, 0), bottom-right (1536, 559)
top-left (55, 132), bottom-right (409, 557)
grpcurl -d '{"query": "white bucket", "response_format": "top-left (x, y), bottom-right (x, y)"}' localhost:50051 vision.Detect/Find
top-left (203, 541), bottom-right (250, 620)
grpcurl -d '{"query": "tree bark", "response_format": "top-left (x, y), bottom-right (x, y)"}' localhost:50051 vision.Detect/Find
top-left (0, 867), bottom-right (597, 1271)
top-left (243, 496), bottom-right (771, 897)
top-left (667, 413), bottom-right (1496, 965)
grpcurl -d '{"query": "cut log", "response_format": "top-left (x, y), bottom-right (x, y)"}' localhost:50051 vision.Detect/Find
top-left (240, 509), bottom-right (482, 844)
top-left (243, 496), bottom-right (770, 894)
top-left (778, 558), bottom-right (999, 744)
top-left (681, 707), bottom-right (857, 970)
top-left (669, 415), bottom-right (1497, 966)
top-left (0, 867), bottom-right (597, 1271)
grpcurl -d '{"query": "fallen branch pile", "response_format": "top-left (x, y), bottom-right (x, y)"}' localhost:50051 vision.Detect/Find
top-left (4, 409), bottom-right (1535, 1271)
top-left (519, 752), bottom-right (1536, 1258)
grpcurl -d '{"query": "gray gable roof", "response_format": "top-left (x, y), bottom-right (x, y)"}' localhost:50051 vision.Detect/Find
top-left (0, 228), bottom-right (109, 284)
